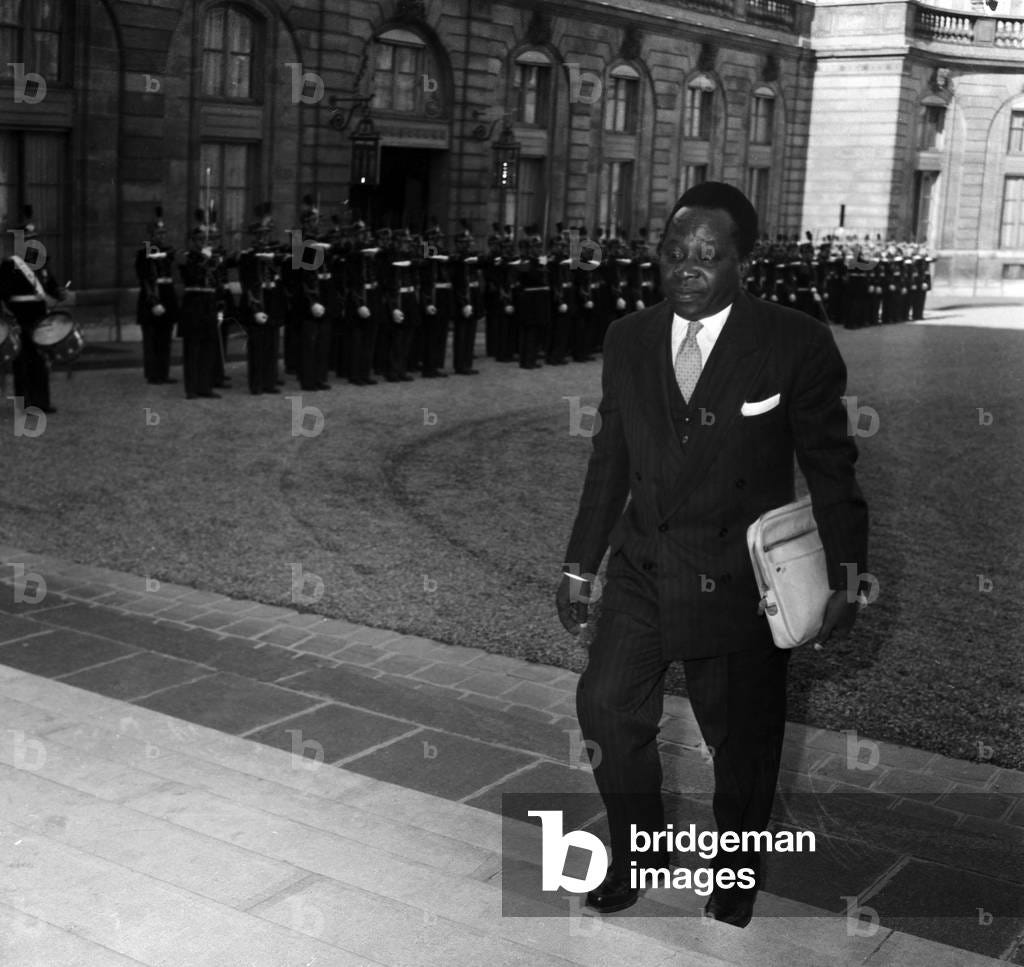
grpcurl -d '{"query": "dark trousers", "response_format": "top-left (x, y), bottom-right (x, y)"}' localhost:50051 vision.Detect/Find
top-left (11, 339), bottom-right (50, 411)
top-left (141, 321), bottom-right (173, 382)
top-left (576, 606), bottom-right (790, 885)
top-left (182, 335), bottom-right (217, 397)
top-left (244, 322), bottom-right (277, 394)
top-left (452, 309), bottom-right (477, 373)
top-left (298, 316), bottom-right (331, 389)
top-left (349, 318), bottom-right (378, 382)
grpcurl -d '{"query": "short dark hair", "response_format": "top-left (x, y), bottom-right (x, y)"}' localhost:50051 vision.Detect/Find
top-left (662, 181), bottom-right (759, 258)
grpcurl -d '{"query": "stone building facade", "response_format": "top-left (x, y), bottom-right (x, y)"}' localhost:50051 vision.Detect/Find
top-left (0, 0), bottom-right (1019, 314)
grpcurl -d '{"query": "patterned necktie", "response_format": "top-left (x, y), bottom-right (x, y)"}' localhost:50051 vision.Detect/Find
top-left (674, 319), bottom-right (704, 402)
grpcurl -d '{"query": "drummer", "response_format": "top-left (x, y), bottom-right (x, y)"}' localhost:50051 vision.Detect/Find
top-left (0, 204), bottom-right (66, 415)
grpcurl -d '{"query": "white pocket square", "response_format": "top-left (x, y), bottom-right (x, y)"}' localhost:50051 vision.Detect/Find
top-left (741, 393), bottom-right (781, 416)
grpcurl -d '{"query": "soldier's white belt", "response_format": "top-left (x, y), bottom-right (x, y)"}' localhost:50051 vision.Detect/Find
top-left (434, 282), bottom-right (453, 289)
top-left (561, 282), bottom-right (573, 288)
top-left (364, 282), bottom-right (378, 289)
top-left (317, 273), bottom-right (331, 280)
top-left (184, 287), bottom-right (216, 293)
top-left (156, 277), bottom-right (174, 284)
top-left (468, 281), bottom-right (480, 288)
top-left (522, 286), bottom-right (548, 292)
top-left (262, 282), bottom-right (276, 289)
top-left (399, 286), bottom-right (416, 293)
top-left (8, 294), bottom-right (43, 302)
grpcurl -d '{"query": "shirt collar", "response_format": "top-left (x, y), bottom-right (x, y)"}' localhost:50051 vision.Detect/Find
top-left (671, 303), bottom-right (733, 358)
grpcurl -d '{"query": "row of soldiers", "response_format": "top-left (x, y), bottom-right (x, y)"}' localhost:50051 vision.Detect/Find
top-left (136, 204), bottom-right (936, 398)
top-left (742, 235), bottom-right (935, 328)
top-left (134, 203), bottom-right (669, 395)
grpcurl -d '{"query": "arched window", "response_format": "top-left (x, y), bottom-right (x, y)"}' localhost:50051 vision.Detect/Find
top-left (605, 64), bottom-right (640, 134)
top-left (372, 29), bottom-right (428, 113)
top-left (750, 86), bottom-right (775, 145)
top-left (513, 50), bottom-right (552, 127)
top-left (202, 4), bottom-right (257, 99)
top-left (685, 75), bottom-right (715, 141)
top-left (0, 0), bottom-right (64, 82)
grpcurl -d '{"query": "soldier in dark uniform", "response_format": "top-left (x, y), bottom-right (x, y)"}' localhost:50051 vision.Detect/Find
top-left (286, 212), bottom-right (332, 392)
top-left (178, 209), bottom-right (226, 399)
top-left (384, 230), bottom-right (419, 382)
top-left (450, 221), bottom-right (481, 375)
top-left (135, 206), bottom-right (178, 385)
top-left (547, 228), bottom-right (574, 366)
top-left (909, 245), bottom-right (933, 321)
top-left (344, 223), bottom-right (381, 386)
top-left (482, 226), bottom-right (506, 360)
top-left (514, 228), bottom-right (550, 370)
top-left (572, 226), bottom-right (600, 360)
top-left (419, 225), bottom-right (452, 378)
top-left (236, 204), bottom-right (282, 395)
top-left (1, 205), bottom-right (65, 413)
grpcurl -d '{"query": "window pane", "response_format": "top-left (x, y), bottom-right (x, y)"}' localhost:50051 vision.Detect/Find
top-left (204, 7), bottom-right (224, 49)
top-left (1001, 176), bottom-right (1024, 248)
top-left (202, 52), bottom-right (222, 96)
top-left (534, 67), bottom-right (549, 126)
top-left (23, 132), bottom-right (66, 273)
top-left (33, 0), bottom-right (61, 31)
top-left (228, 10), bottom-right (252, 54)
top-left (199, 143), bottom-right (221, 220)
top-left (32, 31), bottom-right (59, 80)
top-left (228, 53), bottom-right (250, 98)
top-left (0, 0), bottom-right (21, 25)
top-left (1008, 113), bottom-right (1024, 154)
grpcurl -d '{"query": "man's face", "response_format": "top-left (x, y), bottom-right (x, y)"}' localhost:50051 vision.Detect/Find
top-left (659, 206), bottom-right (748, 320)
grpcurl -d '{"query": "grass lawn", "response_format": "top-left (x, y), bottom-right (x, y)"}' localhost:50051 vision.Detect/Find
top-left (2, 313), bottom-right (1022, 768)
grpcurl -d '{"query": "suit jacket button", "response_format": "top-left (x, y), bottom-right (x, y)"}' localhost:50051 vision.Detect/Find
top-left (681, 434), bottom-right (689, 445)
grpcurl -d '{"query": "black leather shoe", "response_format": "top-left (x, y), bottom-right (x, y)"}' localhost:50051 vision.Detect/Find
top-left (163, 378), bottom-right (179, 384)
top-left (585, 873), bottom-right (638, 914)
top-left (703, 892), bottom-right (755, 928)
top-left (316, 382), bottom-right (332, 390)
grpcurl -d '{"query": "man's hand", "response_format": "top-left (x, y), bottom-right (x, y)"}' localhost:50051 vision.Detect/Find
top-left (556, 573), bottom-right (592, 635)
top-left (813, 589), bottom-right (861, 651)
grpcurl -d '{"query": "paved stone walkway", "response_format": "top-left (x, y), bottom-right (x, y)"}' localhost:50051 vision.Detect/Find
top-left (1, 545), bottom-right (1022, 965)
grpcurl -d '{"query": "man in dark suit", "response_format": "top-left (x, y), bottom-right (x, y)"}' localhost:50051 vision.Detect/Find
top-left (556, 182), bottom-right (868, 928)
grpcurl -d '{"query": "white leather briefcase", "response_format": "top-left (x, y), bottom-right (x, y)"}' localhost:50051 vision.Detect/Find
top-left (746, 495), bottom-right (831, 649)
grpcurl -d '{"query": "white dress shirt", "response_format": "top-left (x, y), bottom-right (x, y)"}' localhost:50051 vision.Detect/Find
top-left (670, 303), bottom-right (733, 372)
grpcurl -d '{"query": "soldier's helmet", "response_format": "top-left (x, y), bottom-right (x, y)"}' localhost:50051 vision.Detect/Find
top-left (248, 201), bottom-right (274, 248)
top-left (486, 222), bottom-right (503, 249)
top-left (147, 205), bottom-right (168, 245)
top-left (188, 207), bottom-right (214, 252)
top-left (299, 193), bottom-right (320, 238)
top-left (14, 203), bottom-right (37, 240)
top-left (455, 219), bottom-right (474, 253)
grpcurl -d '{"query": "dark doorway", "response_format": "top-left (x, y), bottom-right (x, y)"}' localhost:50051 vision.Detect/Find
top-left (375, 147), bottom-right (434, 232)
